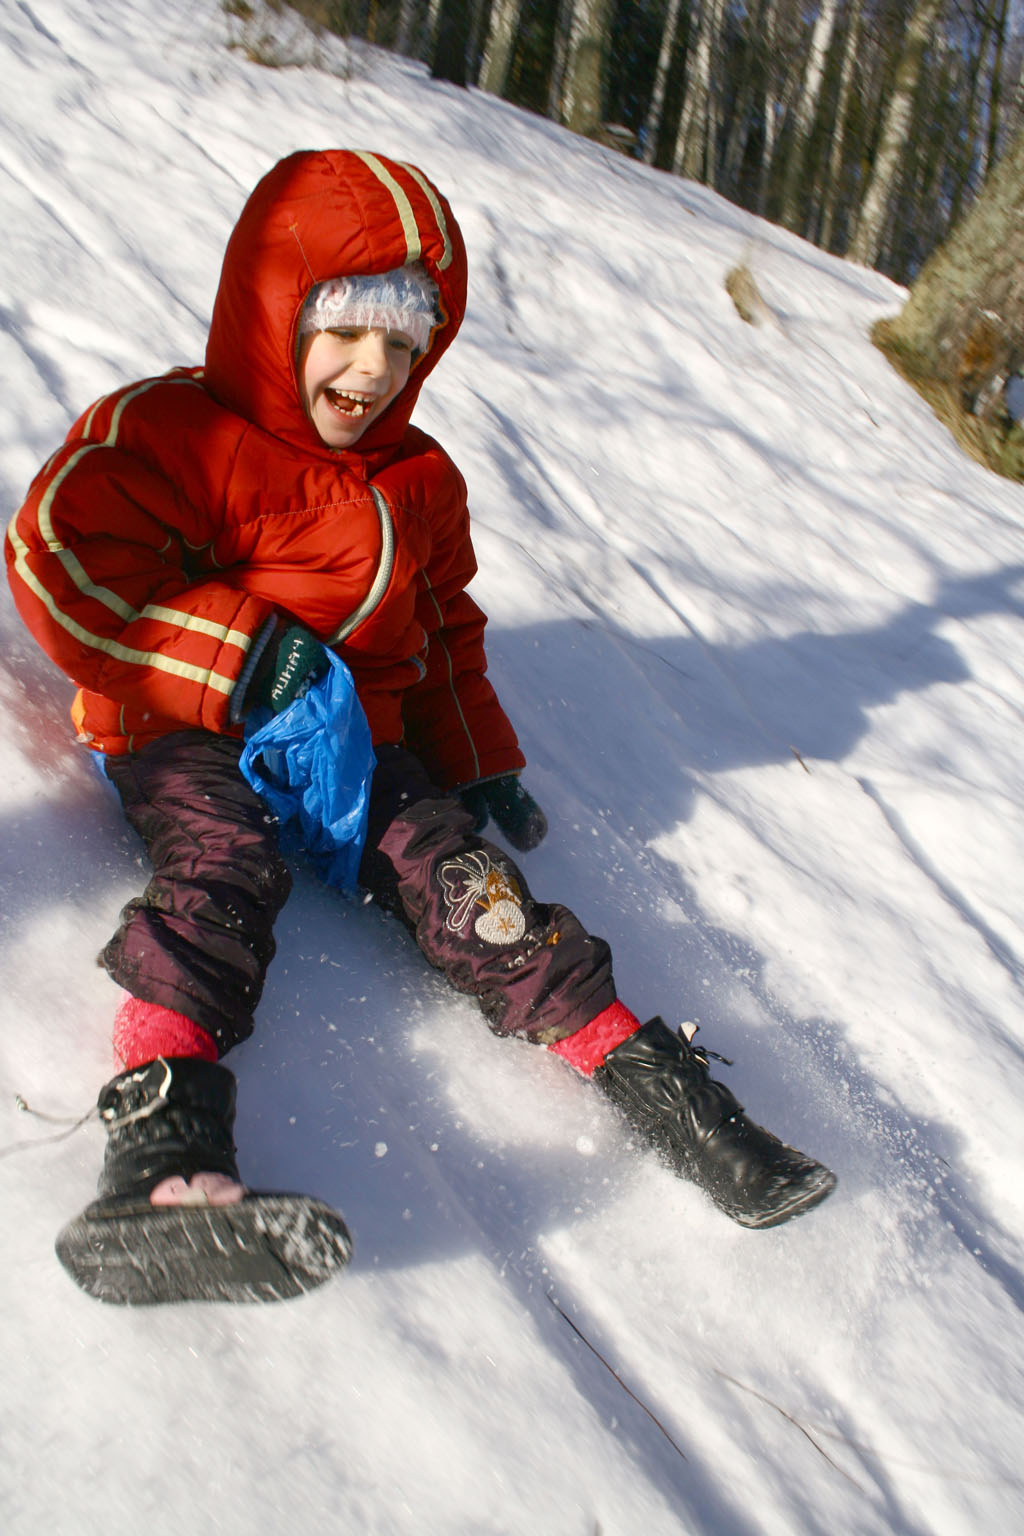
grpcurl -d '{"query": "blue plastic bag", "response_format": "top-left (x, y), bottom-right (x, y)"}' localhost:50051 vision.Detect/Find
top-left (239, 651), bottom-right (376, 892)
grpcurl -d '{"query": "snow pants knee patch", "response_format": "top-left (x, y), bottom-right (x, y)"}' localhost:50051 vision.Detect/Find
top-left (378, 796), bottom-right (615, 1043)
top-left (100, 732), bottom-right (292, 1055)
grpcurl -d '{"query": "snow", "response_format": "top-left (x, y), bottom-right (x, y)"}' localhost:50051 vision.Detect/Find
top-left (2, 1), bottom-right (1023, 1531)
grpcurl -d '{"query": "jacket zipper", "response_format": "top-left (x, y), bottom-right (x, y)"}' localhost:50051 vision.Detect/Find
top-left (327, 484), bottom-right (395, 645)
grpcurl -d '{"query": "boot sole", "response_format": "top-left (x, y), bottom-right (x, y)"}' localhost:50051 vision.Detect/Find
top-left (722, 1163), bottom-right (838, 1229)
top-left (55, 1193), bottom-right (352, 1306)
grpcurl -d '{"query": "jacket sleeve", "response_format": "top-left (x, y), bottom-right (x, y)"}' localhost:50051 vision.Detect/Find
top-left (5, 427), bottom-right (272, 737)
top-left (398, 454), bottom-right (526, 791)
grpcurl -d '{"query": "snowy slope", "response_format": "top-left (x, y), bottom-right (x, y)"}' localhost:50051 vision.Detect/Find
top-left (2, 2), bottom-right (1023, 1532)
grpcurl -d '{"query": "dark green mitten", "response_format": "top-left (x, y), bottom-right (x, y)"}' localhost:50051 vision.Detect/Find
top-left (236, 621), bottom-right (328, 719)
top-left (459, 775), bottom-right (548, 852)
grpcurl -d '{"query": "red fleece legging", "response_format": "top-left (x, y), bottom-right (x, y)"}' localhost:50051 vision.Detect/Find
top-left (547, 999), bottom-right (642, 1073)
top-left (113, 993), bottom-right (641, 1076)
top-left (113, 994), bottom-right (218, 1071)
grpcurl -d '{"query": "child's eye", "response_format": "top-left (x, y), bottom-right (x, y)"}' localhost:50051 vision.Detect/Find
top-left (387, 332), bottom-right (414, 352)
top-left (329, 327), bottom-right (362, 342)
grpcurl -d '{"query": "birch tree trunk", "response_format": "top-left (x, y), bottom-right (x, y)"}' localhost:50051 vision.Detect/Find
top-left (778, 0), bottom-right (841, 231)
top-left (559, 0), bottom-right (613, 135)
top-left (641, 0), bottom-right (685, 165)
top-left (847, 0), bottom-right (944, 268)
top-left (548, 0), bottom-right (575, 120)
top-left (426, 0), bottom-right (443, 61)
top-left (479, 0), bottom-right (522, 96)
top-left (395, 0), bottom-right (422, 56)
top-left (1012, 36), bottom-right (1024, 130)
top-left (758, 0), bottom-right (781, 212)
top-left (818, 0), bottom-right (861, 249)
top-left (984, 0), bottom-right (1010, 175)
top-left (672, 0), bottom-right (724, 181)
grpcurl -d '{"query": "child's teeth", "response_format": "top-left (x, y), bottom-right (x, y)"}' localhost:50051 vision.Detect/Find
top-left (328, 389), bottom-right (369, 416)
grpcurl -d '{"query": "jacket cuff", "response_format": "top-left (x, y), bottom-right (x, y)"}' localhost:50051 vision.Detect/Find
top-left (228, 615), bottom-right (279, 724)
top-left (453, 769), bottom-right (519, 793)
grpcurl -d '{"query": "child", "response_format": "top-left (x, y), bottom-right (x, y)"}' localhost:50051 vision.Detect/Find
top-left (5, 150), bottom-right (835, 1305)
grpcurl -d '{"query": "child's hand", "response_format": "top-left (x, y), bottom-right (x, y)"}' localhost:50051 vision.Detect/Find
top-left (243, 621), bottom-right (329, 716)
top-left (458, 775), bottom-right (548, 851)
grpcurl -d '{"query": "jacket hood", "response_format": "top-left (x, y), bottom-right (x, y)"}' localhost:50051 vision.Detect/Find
top-left (204, 150), bottom-right (467, 470)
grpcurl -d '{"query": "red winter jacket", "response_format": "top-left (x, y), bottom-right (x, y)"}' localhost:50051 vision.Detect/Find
top-left (5, 150), bottom-right (524, 791)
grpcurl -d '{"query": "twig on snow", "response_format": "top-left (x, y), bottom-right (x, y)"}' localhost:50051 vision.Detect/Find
top-left (547, 1293), bottom-right (688, 1463)
top-left (717, 1371), bottom-right (869, 1494)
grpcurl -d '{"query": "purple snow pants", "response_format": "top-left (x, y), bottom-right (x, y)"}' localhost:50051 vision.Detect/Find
top-left (101, 733), bottom-right (615, 1057)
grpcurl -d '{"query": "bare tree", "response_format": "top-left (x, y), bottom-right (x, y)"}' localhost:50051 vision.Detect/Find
top-left (395, 0), bottom-right (426, 56)
top-left (778, 0), bottom-right (841, 231)
top-left (546, 0), bottom-right (573, 119)
top-left (557, 0), bottom-right (613, 134)
top-left (479, 0), bottom-right (522, 95)
top-left (672, 0), bottom-right (726, 181)
top-left (758, 0), bottom-right (787, 212)
top-left (848, 0), bottom-right (945, 268)
top-left (642, 0), bottom-right (686, 165)
top-left (985, 0), bottom-right (1011, 173)
top-left (818, 0), bottom-right (862, 250)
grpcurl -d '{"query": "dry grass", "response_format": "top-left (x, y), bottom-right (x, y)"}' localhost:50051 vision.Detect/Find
top-left (724, 263), bottom-right (773, 326)
top-left (873, 317), bottom-right (1024, 483)
top-left (221, 0), bottom-right (351, 71)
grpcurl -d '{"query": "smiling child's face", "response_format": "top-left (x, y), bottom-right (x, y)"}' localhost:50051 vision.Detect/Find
top-left (298, 326), bottom-right (414, 449)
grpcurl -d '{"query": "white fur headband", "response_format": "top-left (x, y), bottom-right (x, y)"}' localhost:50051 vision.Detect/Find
top-left (299, 263), bottom-right (440, 352)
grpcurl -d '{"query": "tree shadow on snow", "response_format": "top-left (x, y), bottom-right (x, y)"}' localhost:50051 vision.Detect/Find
top-left (490, 560), bottom-right (1024, 839)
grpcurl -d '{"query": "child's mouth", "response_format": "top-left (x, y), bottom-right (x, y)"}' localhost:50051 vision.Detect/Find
top-left (325, 387), bottom-right (374, 419)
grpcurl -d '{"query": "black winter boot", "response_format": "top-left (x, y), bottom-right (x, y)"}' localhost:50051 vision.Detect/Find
top-left (594, 1018), bottom-right (836, 1228)
top-left (55, 1057), bottom-right (352, 1305)
top-left (95, 1056), bottom-right (241, 1203)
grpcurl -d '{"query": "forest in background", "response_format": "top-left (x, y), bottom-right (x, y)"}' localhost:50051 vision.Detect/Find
top-left (234, 0), bottom-right (1024, 286)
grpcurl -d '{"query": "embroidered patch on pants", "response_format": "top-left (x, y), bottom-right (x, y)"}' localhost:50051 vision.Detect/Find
top-left (437, 850), bottom-right (528, 945)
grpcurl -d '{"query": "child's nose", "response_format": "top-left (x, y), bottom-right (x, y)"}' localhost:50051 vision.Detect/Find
top-left (353, 331), bottom-right (390, 376)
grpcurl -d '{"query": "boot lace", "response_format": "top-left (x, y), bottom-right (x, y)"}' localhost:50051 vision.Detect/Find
top-left (678, 1022), bottom-right (734, 1067)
